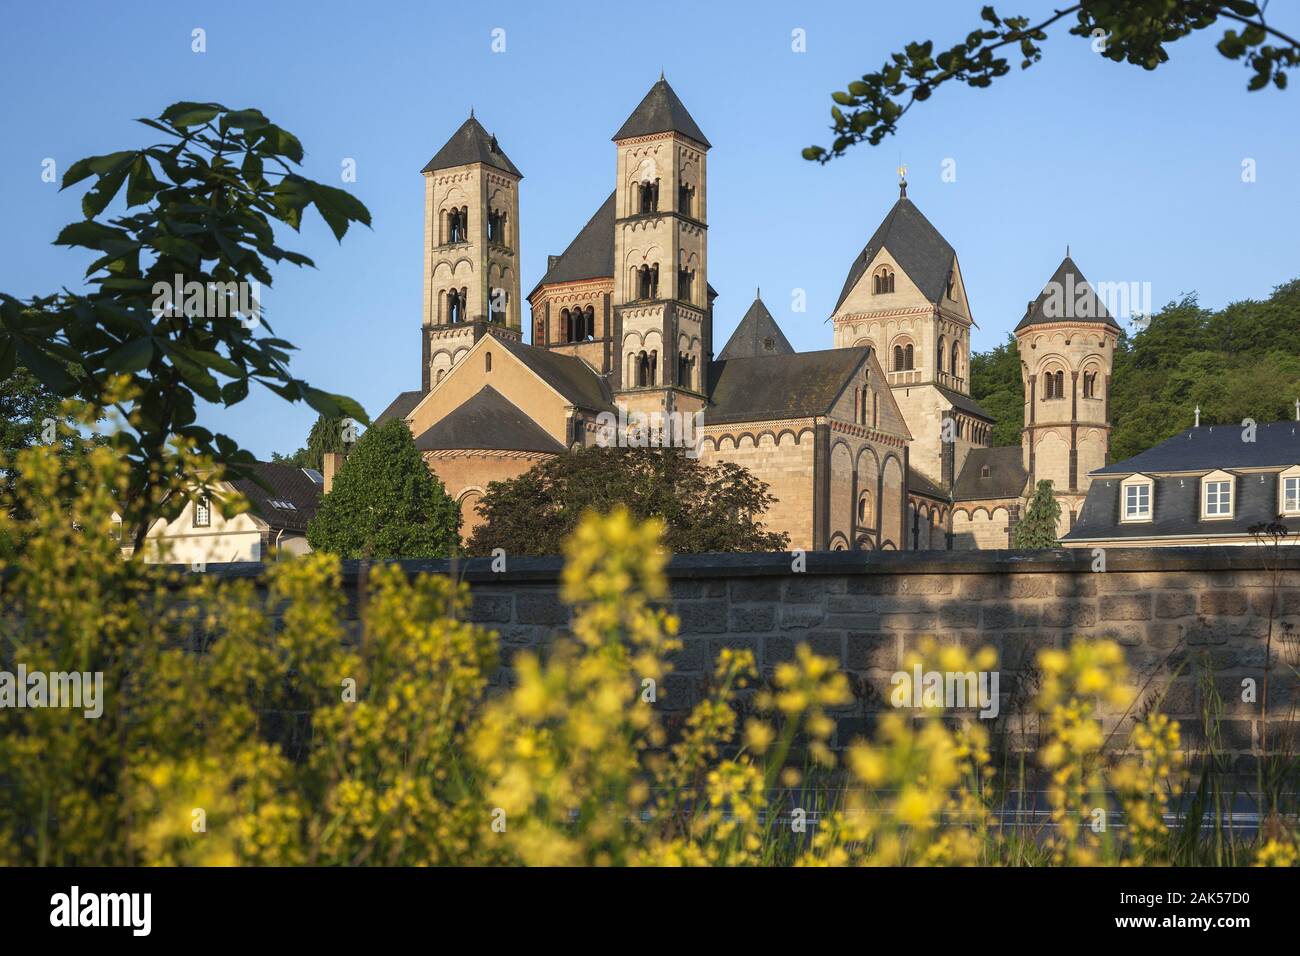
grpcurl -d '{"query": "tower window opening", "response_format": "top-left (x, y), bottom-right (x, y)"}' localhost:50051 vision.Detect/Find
top-left (638, 179), bottom-right (660, 214)
top-left (637, 264), bottom-right (659, 300)
top-left (678, 267), bottom-right (694, 303)
top-left (873, 267), bottom-right (895, 295)
top-left (678, 182), bottom-right (694, 216)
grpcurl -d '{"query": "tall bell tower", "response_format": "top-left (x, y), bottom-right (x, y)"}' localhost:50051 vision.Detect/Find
top-left (610, 76), bottom-right (712, 418)
top-left (420, 111), bottom-right (523, 391)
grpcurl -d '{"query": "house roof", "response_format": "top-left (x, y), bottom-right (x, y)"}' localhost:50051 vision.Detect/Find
top-left (530, 191), bottom-right (616, 296)
top-left (229, 461), bottom-right (323, 534)
top-left (1014, 255), bottom-right (1121, 332)
top-left (1092, 421), bottom-right (1300, 475)
top-left (375, 390), bottom-right (423, 426)
top-left (413, 386), bottom-right (565, 454)
top-left (421, 115), bottom-right (521, 177)
top-left (495, 336), bottom-right (614, 412)
top-left (908, 467), bottom-right (949, 501)
top-left (706, 348), bottom-right (869, 425)
top-left (834, 195), bottom-right (956, 313)
top-left (1066, 470), bottom-right (1300, 542)
top-left (612, 77), bottom-right (710, 147)
top-left (717, 296), bottom-right (794, 360)
top-left (952, 446), bottom-right (1029, 501)
top-left (936, 384), bottom-right (994, 421)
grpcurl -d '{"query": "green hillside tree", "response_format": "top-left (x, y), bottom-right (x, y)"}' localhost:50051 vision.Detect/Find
top-left (969, 334), bottom-right (1024, 447)
top-left (1013, 479), bottom-right (1062, 549)
top-left (307, 420), bottom-right (459, 558)
top-left (273, 414), bottom-right (348, 471)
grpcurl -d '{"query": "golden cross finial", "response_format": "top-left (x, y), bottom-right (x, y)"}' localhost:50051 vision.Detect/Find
top-left (897, 163), bottom-right (907, 181)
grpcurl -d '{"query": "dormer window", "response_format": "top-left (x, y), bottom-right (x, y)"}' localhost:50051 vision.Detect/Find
top-left (980, 465), bottom-right (990, 479)
top-left (873, 267), bottom-right (895, 295)
top-left (193, 495), bottom-right (211, 528)
top-left (1202, 471), bottom-right (1235, 519)
top-left (1121, 475), bottom-right (1153, 522)
top-left (1281, 466), bottom-right (1300, 515)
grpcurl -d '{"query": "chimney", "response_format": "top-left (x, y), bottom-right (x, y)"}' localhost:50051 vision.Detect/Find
top-left (323, 451), bottom-right (345, 493)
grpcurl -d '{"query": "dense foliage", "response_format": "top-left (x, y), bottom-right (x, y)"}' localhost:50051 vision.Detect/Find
top-left (0, 101), bottom-right (370, 552)
top-left (306, 419), bottom-right (460, 559)
top-left (272, 413), bottom-right (347, 471)
top-left (806, 1), bottom-right (1297, 161)
top-left (3, 427), bottom-right (1293, 866)
top-left (465, 446), bottom-right (790, 556)
top-left (969, 280), bottom-right (1300, 461)
top-left (1013, 479), bottom-right (1062, 549)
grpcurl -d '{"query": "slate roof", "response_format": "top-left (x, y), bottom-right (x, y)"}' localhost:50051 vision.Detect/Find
top-left (229, 462), bottom-right (323, 534)
top-left (952, 446), bottom-right (1029, 501)
top-left (1093, 421), bottom-right (1300, 475)
top-left (1066, 471), bottom-right (1300, 541)
top-left (530, 191), bottom-right (616, 296)
top-left (936, 384), bottom-right (994, 421)
top-left (834, 195), bottom-right (956, 313)
top-left (612, 77), bottom-right (710, 147)
top-left (1014, 256), bottom-right (1121, 332)
top-left (706, 348), bottom-right (869, 425)
top-left (495, 336), bottom-right (614, 412)
top-left (422, 115), bottom-right (521, 177)
top-left (717, 296), bottom-right (795, 360)
top-left (375, 390), bottom-right (423, 426)
top-left (1067, 421), bottom-right (1300, 541)
top-left (908, 467), bottom-right (949, 501)
top-left (413, 386), bottom-right (565, 454)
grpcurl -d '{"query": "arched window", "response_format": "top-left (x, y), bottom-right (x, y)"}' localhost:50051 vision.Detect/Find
top-left (678, 182), bottom-right (693, 216)
top-left (638, 179), bottom-right (659, 214)
top-left (635, 350), bottom-right (650, 387)
top-left (937, 336), bottom-right (945, 374)
top-left (678, 352), bottom-right (695, 389)
top-left (893, 345), bottom-right (904, 371)
top-left (446, 288), bottom-right (465, 324)
top-left (905, 343), bottom-right (914, 370)
top-left (872, 391), bottom-right (878, 426)
top-left (435, 368), bottom-right (445, 384)
top-left (583, 306), bottom-right (595, 340)
top-left (1082, 371), bottom-right (1097, 398)
top-left (950, 343), bottom-right (959, 379)
top-left (637, 264), bottom-right (659, 300)
top-left (448, 207), bottom-right (468, 244)
top-left (1044, 369), bottom-right (1066, 399)
top-left (857, 490), bottom-right (874, 527)
top-left (873, 267), bottom-right (895, 294)
top-left (678, 267), bottom-right (694, 303)
top-left (485, 351), bottom-right (492, 372)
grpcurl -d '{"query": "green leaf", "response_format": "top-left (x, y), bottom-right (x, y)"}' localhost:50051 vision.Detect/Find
top-left (160, 101), bottom-right (223, 128)
top-left (81, 159), bottom-right (133, 218)
top-left (102, 336), bottom-right (155, 374)
top-left (15, 341), bottom-right (76, 394)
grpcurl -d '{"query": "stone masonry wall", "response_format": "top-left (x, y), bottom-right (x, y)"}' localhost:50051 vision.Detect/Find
top-left (212, 546), bottom-right (1300, 765)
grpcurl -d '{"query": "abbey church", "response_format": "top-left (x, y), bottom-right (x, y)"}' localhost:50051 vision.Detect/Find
top-left (369, 77), bottom-right (1120, 551)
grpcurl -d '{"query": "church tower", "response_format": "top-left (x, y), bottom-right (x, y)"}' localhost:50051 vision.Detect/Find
top-left (610, 76), bottom-right (712, 418)
top-left (419, 112), bottom-right (523, 392)
top-left (1015, 254), bottom-right (1119, 534)
top-left (829, 174), bottom-right (991, 491)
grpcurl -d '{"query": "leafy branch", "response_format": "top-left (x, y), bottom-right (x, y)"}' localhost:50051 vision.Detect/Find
top-left (805, 1), bottom-right (1299, 162)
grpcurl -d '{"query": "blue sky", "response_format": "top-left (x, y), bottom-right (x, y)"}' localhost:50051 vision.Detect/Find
top-left (2, 0), bottom-right (1297, 458)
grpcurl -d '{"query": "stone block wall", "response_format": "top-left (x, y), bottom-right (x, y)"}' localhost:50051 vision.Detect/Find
top-left (212, 546), bottom-right (1300, 765)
